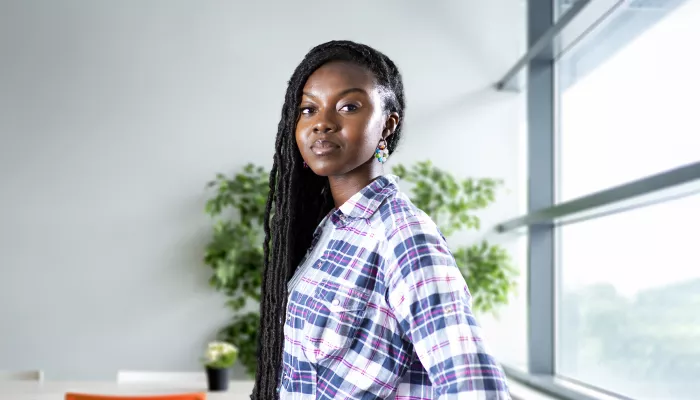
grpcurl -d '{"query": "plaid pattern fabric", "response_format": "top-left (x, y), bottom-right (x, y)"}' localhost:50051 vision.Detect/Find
top-left (279, 175), bottom-right (511, 399)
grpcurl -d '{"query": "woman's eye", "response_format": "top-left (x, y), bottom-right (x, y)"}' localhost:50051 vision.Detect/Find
top-left (340, 104), bottom-right (359, 112)
top-left (300, 106), bottom-right (315, 115)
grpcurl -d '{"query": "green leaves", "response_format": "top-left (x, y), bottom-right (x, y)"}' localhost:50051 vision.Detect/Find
top-left (454, 242), bottom-right (518, 315)
top-left (205, 163), bottom-right (269, 227)
top-left (202, 341), bottom-right (239, 369)
top-left (392, 160), bottom-right (503, 237)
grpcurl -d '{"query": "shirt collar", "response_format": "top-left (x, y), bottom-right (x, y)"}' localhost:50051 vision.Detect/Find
top-left (332, 174), bottom-right (399, 224)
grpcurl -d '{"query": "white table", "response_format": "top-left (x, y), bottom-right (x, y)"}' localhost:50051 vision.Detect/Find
top-left (0, 381), bottom-right (255, 400)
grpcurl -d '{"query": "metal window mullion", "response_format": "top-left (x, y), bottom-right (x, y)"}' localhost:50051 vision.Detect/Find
top-left (496, 0), bottom-right (591, 91)
top-left (527, 0), bottom-right (557, 376)
top-left (496, 161), bottom-right (700, 232)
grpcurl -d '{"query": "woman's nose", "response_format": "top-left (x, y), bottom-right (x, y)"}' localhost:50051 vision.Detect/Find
top-left (312, 111), bottom-right (339, 133)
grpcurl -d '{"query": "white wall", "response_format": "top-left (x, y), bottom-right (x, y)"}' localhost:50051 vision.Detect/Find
top-left (0, 0), bottom-right (525, 380)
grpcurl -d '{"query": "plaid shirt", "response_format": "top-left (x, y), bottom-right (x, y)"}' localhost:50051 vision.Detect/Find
top-left (279, 175), bottom-right (511, 399)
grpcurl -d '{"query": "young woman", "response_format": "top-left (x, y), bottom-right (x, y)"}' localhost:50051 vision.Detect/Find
top-left (253, 40), bottom-right (511, 399)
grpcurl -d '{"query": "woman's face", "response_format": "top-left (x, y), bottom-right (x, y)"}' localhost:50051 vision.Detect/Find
top-left (295, 61), bottom-right (397, 177)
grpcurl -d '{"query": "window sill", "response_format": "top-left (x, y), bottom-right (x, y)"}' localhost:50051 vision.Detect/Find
top-left (509, 378), bottom-right (563, 400)
top-left (505, 366), bottom-right (627, 400)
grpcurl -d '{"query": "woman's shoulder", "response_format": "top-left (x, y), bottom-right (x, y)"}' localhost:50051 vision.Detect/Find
top-left (375, 191), bottom-right (444, 242)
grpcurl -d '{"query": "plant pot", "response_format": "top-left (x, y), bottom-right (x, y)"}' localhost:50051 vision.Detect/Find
top-left (205, 366), bottom-right (230, 392)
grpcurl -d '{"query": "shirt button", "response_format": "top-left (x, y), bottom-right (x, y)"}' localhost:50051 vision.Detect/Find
top-left (287, 314), bottom-right (292, 321)
top-left (332, 299), bottom-right (340, 306)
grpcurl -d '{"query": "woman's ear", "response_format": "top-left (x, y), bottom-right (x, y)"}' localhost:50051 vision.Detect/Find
top-left (383, 112), bottom-right (400, 139)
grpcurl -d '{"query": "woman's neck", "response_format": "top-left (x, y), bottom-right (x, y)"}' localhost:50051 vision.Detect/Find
top-left (328, 160), bottom-right (384, 208)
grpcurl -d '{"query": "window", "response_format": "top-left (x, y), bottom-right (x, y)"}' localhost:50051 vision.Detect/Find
top-left (555, 0), bottom-right (700, 398)
top-left (557, 191), bottom-right (700, 400)
top-left (558, 0), bottom-right (700, 202)
top-left (496, 0), bottom-right (700, 398)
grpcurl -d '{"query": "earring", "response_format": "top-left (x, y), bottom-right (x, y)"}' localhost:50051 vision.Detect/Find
top-left (375, 139), bottom-right (389, 163)
top-left (303, 160), bottom-right (308, 168)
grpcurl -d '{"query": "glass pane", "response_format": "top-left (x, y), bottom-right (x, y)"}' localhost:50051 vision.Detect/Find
top-left (557, 191), bottom-right (700, 399)
top-left (558, 0), bottom-right (700, 202)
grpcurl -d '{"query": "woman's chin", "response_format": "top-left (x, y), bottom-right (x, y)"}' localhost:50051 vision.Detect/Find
top-left (307, 160), bottom-right (343, 177)
top-left (308, 157), bottom-right (378, 178)
top-left (308, 167), bottom-right (335, 177)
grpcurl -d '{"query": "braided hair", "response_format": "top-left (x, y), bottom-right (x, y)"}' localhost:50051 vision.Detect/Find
top-left (252, 40), bottom-right (406, 399)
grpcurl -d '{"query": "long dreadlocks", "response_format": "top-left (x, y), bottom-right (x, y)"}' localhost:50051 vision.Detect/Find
top-left (252, 40), bottom-right (406, 400)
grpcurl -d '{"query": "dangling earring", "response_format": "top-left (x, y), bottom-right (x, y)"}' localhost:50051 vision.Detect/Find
top-left (375, 138), bottom-right (389, 164)
top-left (303, 160), bottom-right (308, 168)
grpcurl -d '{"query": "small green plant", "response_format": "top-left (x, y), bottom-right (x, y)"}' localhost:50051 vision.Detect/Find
top-left (202, 341), bottom-right (239, 369)
top-left (392, 160), bottom-right (518, 314)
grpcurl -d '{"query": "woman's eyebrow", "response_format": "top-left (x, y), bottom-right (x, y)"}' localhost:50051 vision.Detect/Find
top-left (302, 87), bottom-right (368, 99)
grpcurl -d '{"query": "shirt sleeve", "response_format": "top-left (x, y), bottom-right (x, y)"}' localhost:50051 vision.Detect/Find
top-left (384, 212), bottom-right (511, 399)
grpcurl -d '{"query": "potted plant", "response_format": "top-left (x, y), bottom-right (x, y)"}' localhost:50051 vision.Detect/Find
top-left (202, 341), bottom-right (238, 391)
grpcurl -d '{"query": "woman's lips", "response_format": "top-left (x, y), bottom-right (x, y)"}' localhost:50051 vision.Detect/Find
top-left (311, 140), bottom-right (340, 156)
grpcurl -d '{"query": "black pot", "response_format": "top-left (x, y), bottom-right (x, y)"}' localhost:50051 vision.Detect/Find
top-left (206, 366), bottom-right (230, 392)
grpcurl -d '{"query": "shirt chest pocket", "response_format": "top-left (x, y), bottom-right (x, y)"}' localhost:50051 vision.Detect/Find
top-left (304, 279), bottom-right (371, 361)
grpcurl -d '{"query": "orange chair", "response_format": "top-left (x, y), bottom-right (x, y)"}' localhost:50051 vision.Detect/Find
top-left (66, 393), bottom-right (206, 400)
